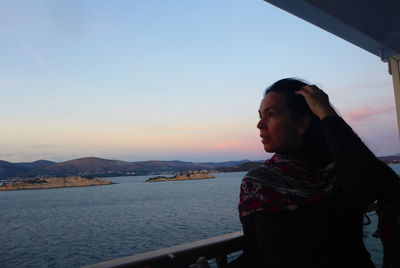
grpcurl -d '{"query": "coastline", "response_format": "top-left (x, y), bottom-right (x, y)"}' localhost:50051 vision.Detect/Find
top-left (0, 176), bottom-right (116, 191)
top-left (145, 171), bottom-right (215, 182)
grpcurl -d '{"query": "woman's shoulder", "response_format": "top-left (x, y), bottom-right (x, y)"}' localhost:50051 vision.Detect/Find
top-left (241, 163), bottom-right (278, 185)
top-left (244, 163), bottom-right (270, 176)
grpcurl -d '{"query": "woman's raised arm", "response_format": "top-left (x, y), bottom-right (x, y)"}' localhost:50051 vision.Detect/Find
top-left (297, 85), bottom-right (399, 207)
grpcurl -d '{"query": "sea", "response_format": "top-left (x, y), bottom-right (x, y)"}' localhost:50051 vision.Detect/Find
top-left (1, 164), bottom-right (400, 268)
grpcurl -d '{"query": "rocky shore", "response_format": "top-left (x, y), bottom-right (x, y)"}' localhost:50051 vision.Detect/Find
top-left (0, 176), bottom-right (116, 191)
top-left (145, 170), bottom-right (215, 182)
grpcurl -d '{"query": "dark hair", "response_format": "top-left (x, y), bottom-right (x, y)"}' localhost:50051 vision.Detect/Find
top-left (265, 78), bottom-right (332, 165)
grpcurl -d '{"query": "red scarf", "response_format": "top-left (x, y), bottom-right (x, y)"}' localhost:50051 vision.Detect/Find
top-left (238, 154), bottom-right (337, 220)
top-left (238, 154), bottom-right (400, 267)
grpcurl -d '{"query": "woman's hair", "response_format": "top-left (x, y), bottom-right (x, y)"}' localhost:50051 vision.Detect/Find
top-left (265, 78), bottom-right (332, 165)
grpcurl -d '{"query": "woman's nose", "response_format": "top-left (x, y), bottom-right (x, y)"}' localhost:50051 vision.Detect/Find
top-left (257, 119), bottom-right (265, 130)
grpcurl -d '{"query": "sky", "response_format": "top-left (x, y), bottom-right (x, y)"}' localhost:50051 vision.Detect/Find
top-left (1, 0), bottom-right (399, 163)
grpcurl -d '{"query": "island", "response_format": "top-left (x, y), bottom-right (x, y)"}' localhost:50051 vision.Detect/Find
top-left (0, 176), bottom-right (116, 191)
top-left (145, 170), bottom-right (215, 182)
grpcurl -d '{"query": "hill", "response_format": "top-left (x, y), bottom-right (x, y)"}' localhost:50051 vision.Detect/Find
top-left (1, 153), bottom-right (398, 180)
top-left (378, 155), bottom-right (400, 164)
top-left (0, 157), bottom-right (252, 180)
top-left (216, 161), bottom-right (263, 172)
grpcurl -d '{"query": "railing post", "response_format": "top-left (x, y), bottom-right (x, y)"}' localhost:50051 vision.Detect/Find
top-left (389, 54), bottom-right (400, 138)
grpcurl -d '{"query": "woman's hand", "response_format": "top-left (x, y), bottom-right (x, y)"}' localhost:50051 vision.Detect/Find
top-left (194, 257), bottom-right (210, 268)
top-left (295, 85), bottom-right (337, 120)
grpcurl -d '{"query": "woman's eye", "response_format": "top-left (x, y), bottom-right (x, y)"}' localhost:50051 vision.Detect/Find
top-left (268, 112), bottom-right (276, 117)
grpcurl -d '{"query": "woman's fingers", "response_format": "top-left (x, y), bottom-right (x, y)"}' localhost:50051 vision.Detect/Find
top-left (297, 85), bottom-right (318, 94)
top-left (194, 257), bottom-right (210, 268)
top-left (296, 85), bottom-right (324, 96)
top-left (295, 85), bottom-right (336, 120)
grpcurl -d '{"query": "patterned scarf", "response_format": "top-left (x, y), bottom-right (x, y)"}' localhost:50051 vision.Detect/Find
top-left (238, 153), bottom-right (400, 267)
top-left (238, 153), bottom-right (338, 220)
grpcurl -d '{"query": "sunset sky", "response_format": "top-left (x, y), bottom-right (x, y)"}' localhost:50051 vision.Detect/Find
top-left (1, 0), bottom-right (399, 163)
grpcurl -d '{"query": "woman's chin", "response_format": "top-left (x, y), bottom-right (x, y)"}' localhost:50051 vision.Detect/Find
top-left (263, 145), bottom-right (275, 153)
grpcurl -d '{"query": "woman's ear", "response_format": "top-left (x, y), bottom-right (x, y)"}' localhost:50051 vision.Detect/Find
top-left (296, 114), bottom-right (311, 135)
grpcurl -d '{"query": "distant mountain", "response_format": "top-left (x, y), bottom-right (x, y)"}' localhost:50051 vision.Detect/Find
top-left (0, 157), bottom-right (254, 180)
top-left (28, 157), bottom-right (214, 177)
top-left (197, 160), bottom-right (251, 168)
top-left (31, 157), bottom-right (130, 177)
top-left (378, 155), bottom-right (400, 164)
top-left (15, 160), bottom-right (56, 169)
top-left (2, 153), bottom-right (398, 180)
top-left (0, 160), bottom-right (30, 179)
top-left (216, 161), bottom-right (264, 172)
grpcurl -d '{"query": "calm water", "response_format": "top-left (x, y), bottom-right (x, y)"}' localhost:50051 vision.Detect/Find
top-left (1, 165), bottom-right (399, 268)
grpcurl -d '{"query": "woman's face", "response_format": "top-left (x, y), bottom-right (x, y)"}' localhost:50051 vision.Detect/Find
top-left (257, 92), bottom-right (304, 153)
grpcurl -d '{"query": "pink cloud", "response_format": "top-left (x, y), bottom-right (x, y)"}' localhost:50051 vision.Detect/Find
top-left (213, 139), bottom-right (261, 152)
top-left (332, 80), bottom-right (391, 93)
top-left (345, 105), bottom-right (396, 122)
top-left (214, 141), bottom-right (244, 150)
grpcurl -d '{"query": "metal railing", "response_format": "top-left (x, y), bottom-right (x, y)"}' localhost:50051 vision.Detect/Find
top-left (82, 231), bottom-right (244, 268)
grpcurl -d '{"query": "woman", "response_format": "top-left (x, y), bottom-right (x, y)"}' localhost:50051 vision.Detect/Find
top-left (237, 78), bottom-right (400, 267)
